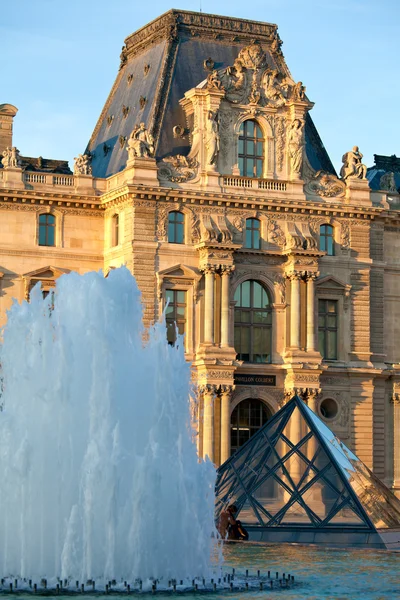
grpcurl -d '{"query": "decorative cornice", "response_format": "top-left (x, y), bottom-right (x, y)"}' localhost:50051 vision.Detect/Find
top-left (124, 10), bottom-right (278, 60)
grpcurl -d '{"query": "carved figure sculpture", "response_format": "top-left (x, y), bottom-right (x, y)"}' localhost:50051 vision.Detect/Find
top-left (264, 69), bottom-right (286, 106)
top-left (292, 81), bottom-right (306, 101)
top-left (207, 70), bottom-right (224, 91)
top-left (205, 111), bottom-right (220, 166)
top-left (1, 146), bottom-right (21, 169)
top-left (73, 153), bottom-right (92, 176)
top-left (380, 171), bottom-right (397, 193)
top-left (288, 119), bottom-right (304, 177)
top-left (224, 59), bottom-right (248, 104)
top-left (127, 123), bottom-right (154, 159)
top-left (340, 146), bottom-right (367, 180)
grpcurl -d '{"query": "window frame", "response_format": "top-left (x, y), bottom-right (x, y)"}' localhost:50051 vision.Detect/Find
top-left (165, 289), bottom-right (186, 346)
top-left (245, 218), bottom-right (261, 249)
top-left (320, 224), bottom-right (335, 256)
top-left (38, 213), bottom-right (56, 247)
top-left (234, 280), bottom-right (272, 364)
top-left (230, 398), bottom-right (271, 455)
top-left (318, 298), bottom-right (338, 360)
top-left (238, 120), bottom-right (264, 179)
top-left (168, 211), bottom-right (185, 244)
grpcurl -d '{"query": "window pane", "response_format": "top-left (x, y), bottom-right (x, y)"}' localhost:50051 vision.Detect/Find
top-left (47, 226), bottom-right (55, 247)
top-left (253, 282), bottom-right (262, 308)
top-left (241, 281), bottom-right (250, 307)
top-left (320, 235), bottom-right (326, 252)
top-left (176, 291), bottom-right (185, 303)
top-left (256, 142), bottom-right (263, 156)
top-left (245, 229), bottom-right (252, 248)
top-left (165, 290), bottom-right (174, 303)
top-left (234, 287), bottom-right (241, 304)
top-left (246, 140), bottom-right (255, 155)
top-left (247, 121), bottom-right (254, 136)
top-left (253, 229), bottom-right (260, 249)
top-left (176, 306), bottom-right (185, 318)
top-left (39, 225), bottom-right (47, 246)
top-left (327, 331), bottom-right (337, 359)
top-left (239, 157), bottom-right (244, 175)
top-left (327, 238), bottom-right (334, 255)
top-left (168, 222), bottom-right (175, 242)
top-left (238, 139), bottom-right (244, 154)
top-left (256, 160), bottom-right (263, 177)
top-left (240, 310), bottom-right (250, 323)
top-left (327, 315), bottom-right (337, 328)
top-left (319, 331), bottom-right (325, 356)
top-left (246, 160), bottom-right (254, 177)
top-left (39, 214), bottom-right (47, 224)
top-left (327, 301), bottom-right (337, 313)
top-left (254, 310), bottom-right (269, 323)
top-left (176, 212), bottom-right (184, 224)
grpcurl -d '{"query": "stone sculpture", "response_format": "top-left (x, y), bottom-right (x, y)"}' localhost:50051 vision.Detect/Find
top-left (380, 171), bottom-right (397, 193)
top-left (205, 111), bottom-right (220, 166)
top-left (127, 123), bottom-right (154, 159)
top-left (1, 146), bottom-right (21, 169)
top-left (340, 146), bottom-right (367, 180)
top-left (73, 153), bottom-right (92, 176)
top-left (288, 119), bottom-right (304, 177)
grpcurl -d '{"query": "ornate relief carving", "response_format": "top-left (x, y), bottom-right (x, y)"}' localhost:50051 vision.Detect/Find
top-left (238, 44), bottom-right (267, 70)
top-left (158, 155), bottom-right (199, 183)
top-left (276, 117), bottom-right (285, 171)
top-left (267, 219), bottom-right (285, 246)
top-left (305, 171), bottom-right (345, 198)
top-left (205, 110), bottom-right (220, 166)
top-left (340, 221), bottom-right (350, 250)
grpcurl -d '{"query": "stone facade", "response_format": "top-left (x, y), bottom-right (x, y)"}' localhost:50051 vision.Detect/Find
top-left (1, 10), bottom-right (400, 495)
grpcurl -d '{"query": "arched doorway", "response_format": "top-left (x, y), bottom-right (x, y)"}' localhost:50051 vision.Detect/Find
top-left (230, 398), bottom-right (272, 455)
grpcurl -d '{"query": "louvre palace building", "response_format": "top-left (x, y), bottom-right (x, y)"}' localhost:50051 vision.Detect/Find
top-left (1, 10), bottom-right (400, 494)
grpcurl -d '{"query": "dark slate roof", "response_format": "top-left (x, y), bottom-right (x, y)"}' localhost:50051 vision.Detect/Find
top-left (86, 9), bottom-right (336, 179)
top-left (367, 154), bottom-right (400, 191)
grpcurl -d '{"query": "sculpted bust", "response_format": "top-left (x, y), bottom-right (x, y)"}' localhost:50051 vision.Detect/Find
top-left (340, 146), bottom-right (367, 180)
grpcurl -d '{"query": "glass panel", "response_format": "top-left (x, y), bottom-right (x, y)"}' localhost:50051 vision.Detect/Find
top-left (168, 222), bottom-right (175, 242)
top-left (176, 222), bottom-right (184, 244)
top-left (39, 225), bottom-right (47, 246)
top-left (246, 160), bottom-right (254, 177)
top-left (256, 160), bottom-right (263, 178)
top-left (253, 327), bottom-right (268, 363)
top-left (253, 282), bottom-right (262, 308)
top-left (256, 141), bottom-right (263, 156)
top-left (253, 310), bottom-right (268, 324)
top-left (327, 301), bottom-right (337, 313)
top-left (238, 139), bottom-right (244, 154)
top-left (327, 330), bottom-right (337, 359)
top-left (327, 237), bottom-right (334, 255)
top-left (165, 290), bottom-right (174, 303)
top-left (253, 230), bottom-right (260, 249)
top-left (246, 121), bottom-right (255, 136)
top-left (246, 140), bottom-right (255, 155)
top-left (176, 307), bottom-right (185, 318)
top-left (39, 214), bottom-right (47, 224)
top-left (245, 229), bottom-right (252, 248)
top-left (241, 281), bottom-right (250, 307)
top-left (176, 291), bottom-right (185, 303)
top-left (240, 310), bottom-right (250, 323)
top-left (238, 157), bottom-right (244, 176)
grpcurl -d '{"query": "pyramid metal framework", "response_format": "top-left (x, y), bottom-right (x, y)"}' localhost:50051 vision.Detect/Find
top-left (215, 396), bottom-right (400, 549)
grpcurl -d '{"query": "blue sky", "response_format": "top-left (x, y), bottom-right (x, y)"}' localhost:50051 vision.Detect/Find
top-left (2, 0), bottom-right (399, 173)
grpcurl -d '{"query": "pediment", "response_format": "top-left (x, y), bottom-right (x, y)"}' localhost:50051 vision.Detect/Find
top-left (23, 266), bottom-right (71, 280)
top-left (157, 264), bottom-right (201, 280)
top-left (316, 274), bottom-right (351, 293)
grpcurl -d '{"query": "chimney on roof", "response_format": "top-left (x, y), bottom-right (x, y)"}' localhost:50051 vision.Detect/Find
top-left (0, 104), bottom-right (18, 155)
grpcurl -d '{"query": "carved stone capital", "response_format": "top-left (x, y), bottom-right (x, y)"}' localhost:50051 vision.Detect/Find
top-left (220, 265), bottom-right (235, 276)
top-left (220, 384), bottom-right (235, 397)
top-left (286, 271), bottom-right (303, 281)
top-left (199, 384), bottom-right (219, 396)
top-left (201, 265), bottom-right (217, 275)
top-left (304, 271), bottom-right (320, 282)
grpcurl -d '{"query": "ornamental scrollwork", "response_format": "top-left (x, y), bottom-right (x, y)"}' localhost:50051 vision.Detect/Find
top-left (305, 170), bottom-right (345, 198)
top-left (157, 155), bottom-right (199, 183)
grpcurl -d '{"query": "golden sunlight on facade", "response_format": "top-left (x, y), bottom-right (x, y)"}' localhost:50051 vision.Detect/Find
top-left (1, 10), bottom-right (400, 496)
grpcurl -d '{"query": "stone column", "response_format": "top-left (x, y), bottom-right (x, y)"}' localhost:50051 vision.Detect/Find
top-left (391, 394), bottom-right (400, 491)
top-left (306, 272), bottom-right (318, 353)
top-left (203, 266), bottom-right (216, 345)
top-left (202, 385), bottom-right (217, 462)
top-left (289, 273), bottom-right (302, 349)
top-left (220, 385), bottom-right (234, 464)
top-left (220, 266), bottom-right (234, 348)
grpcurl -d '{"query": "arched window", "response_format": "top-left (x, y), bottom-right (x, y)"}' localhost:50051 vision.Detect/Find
top-left (231, 399), bottom-right (272, 454)
top-left (238, 120), bottom-right (264, 178)
top-left (245, 218), bottom-right (261, 249)
top-left (234, 280), bottom-right (272, 363)
top-left (168, 211), bottom-right (184, 244)
top-left (112, 214), bottom-right (119, 247)
top-left (320, 224), bottom-right (334, 255)
top-left (38, 213), bottom-right (55, 247)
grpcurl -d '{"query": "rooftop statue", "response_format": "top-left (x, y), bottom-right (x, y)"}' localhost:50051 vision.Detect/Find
top-left (380, 171), bottom-right (397, 193)
top-left (1, 146), bottom-right (21, 169)
top-left (127, 123), bottom-right (155, 159)
top-left (340, 146), bottom-right (367, 180)
top-left (73, 153), bottom-right (92, 176)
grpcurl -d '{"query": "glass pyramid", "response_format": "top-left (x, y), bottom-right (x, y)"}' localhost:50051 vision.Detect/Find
top-left (215, 396), bottom-right (400, 548)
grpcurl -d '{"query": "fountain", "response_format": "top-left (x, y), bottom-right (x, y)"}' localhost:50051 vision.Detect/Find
top-left (0, 267), bottom-right (218, 587)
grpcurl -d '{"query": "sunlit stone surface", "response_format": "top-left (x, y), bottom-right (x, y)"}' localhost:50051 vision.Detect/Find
top-left (0, 267), bottom-right (218, 583)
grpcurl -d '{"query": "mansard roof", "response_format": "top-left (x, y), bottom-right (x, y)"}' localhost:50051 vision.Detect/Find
top-left (367, 153), bottom-right (400, 192)
top-left (86, 9), bottom-right (336, 179)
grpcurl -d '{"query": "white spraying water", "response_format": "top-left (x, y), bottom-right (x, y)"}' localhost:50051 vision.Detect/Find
top-left (0, 267), bottom-right (218, 584)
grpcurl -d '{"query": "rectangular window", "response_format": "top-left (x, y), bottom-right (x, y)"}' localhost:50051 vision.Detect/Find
top-left (165, 289), bottom-right (186, 346)
top-left (318, 299), bottom-right (338, 360)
